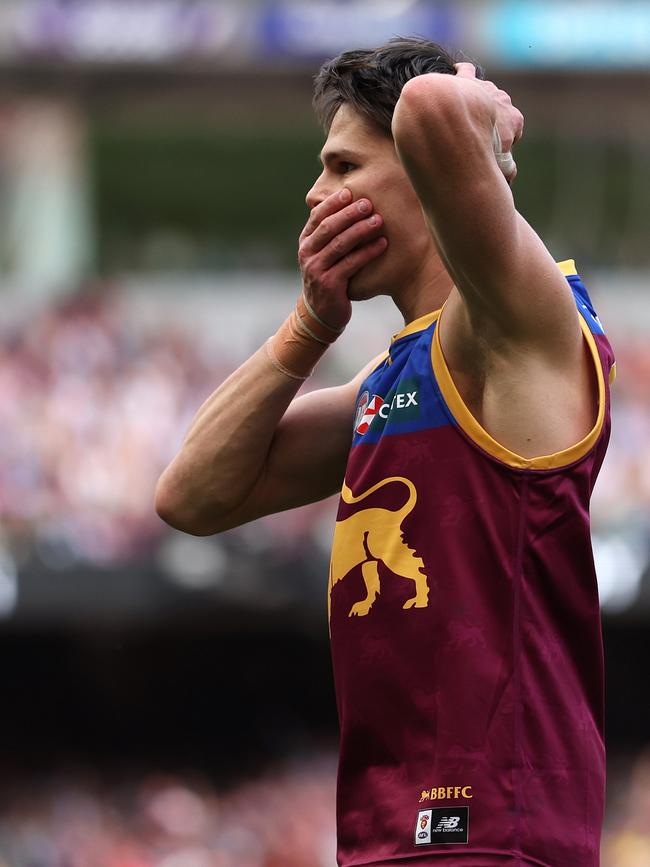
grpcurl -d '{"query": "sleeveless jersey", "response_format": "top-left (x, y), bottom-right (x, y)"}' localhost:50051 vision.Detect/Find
top-left (328, 260), bottom-right (615, 867)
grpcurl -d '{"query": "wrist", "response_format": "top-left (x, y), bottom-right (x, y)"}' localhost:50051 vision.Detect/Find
top-left (297, 294), bottom-right (346, 341)
top-left (266, 294), bottom-right (345, 380)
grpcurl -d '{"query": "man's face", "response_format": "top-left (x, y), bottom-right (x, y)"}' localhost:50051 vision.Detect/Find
top-left (306, 103), bottom-right (436, 301)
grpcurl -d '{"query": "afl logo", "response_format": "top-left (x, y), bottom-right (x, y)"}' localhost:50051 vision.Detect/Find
top-left (354, 391), bottom-right (384, 435)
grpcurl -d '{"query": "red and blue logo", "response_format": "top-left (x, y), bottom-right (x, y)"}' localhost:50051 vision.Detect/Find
top-left (354, 391), bottom-right (384, 435)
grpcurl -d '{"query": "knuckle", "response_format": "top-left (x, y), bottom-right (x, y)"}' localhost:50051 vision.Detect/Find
top-left (301, 256), bottom-right (322, 283)
top-left (341, 250), bottom-right (360, 272)
top-left (319, 273), bottom-right (334, 293)
top-left (303, 271), bottom-right (321, 293)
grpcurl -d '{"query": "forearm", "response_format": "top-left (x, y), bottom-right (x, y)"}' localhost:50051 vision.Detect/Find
top-left (156, 295), bottom-right (341, 534)
top-left (155, 343), bottom-right (302, 533)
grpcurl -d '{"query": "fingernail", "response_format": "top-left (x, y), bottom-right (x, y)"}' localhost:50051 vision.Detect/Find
top-left (368, 214), bottom-right (379, 226)
top-left (358, 199), bottom-right (370, 213)
top-left (340, 189), bottom-right (352, 203)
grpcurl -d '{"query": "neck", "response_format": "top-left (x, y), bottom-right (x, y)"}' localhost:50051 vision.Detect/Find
top-left (393, 254), bottom-right (454, 325)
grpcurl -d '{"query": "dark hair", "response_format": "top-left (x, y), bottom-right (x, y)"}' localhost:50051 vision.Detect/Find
top-left (313, 36), bottom-right (486, 134)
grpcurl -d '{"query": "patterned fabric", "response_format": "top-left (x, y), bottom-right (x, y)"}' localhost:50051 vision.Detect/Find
top-left (328, 261), bottom-right (615, 867)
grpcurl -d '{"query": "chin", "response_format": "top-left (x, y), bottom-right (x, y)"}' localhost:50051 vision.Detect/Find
top-left (347, 261), bottom-right (390, 302)
top-left (347, 283), bottom-right (383, 302)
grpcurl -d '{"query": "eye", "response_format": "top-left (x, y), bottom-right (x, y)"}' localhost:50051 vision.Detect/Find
top-left (338, 161), bottom-right (356, 175)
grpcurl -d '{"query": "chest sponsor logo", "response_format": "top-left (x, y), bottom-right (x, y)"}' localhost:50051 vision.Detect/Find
top-left (414, 807), bottom-right (470, 846)
top-left (354, 391), bottom-right (380, 435)
top-left (353, 378), bottom-right (420, 436)
top-left (328, 476), bottom-right (429, 622)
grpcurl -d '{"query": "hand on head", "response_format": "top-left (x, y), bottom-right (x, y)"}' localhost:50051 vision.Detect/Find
top-left (454, 62), bottom-right (524, 184)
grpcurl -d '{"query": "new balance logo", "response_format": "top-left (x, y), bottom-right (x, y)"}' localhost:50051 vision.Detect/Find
top-left (414, 807), bottom-right (469, 846)
top-left (433, 816), bottom-right (461, 831)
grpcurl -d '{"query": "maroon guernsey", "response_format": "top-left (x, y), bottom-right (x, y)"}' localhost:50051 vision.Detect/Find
top-left (328, 260), bottom-right (615, 866)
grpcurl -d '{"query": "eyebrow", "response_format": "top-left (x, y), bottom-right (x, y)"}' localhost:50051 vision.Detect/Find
top-left (317, 148), bottom-right (360, 166)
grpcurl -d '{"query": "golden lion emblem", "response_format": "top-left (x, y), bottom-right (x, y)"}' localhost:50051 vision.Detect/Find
top-left (328, 476), bottom-right (429, 621)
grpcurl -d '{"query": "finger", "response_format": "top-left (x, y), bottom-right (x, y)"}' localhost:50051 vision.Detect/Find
top-left (514, 110), bottom-right (524, 144)
top-left (300, 188), bottom-right (353, 243)
top-left (330, 236), bottom-right (388, 281)
top-left (301, 198), bottom-right (374, 255)
top-left (495, 150), bottom-right (517, 178)
top-left (454, 62), bottom-right (477, 78)
top-left (317, 214), bottom-right (384, 270)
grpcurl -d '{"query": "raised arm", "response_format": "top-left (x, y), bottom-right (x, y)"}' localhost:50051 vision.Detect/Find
top-left (391, 65), bottom-right (582, 357)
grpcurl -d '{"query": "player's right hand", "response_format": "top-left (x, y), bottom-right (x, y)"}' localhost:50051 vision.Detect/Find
top-left (298, 188), bottom-right (388, 330)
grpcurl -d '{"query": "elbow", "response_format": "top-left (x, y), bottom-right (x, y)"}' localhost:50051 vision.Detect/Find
top-left (154, 473), bottom-right (217, 537)
top-left (392, 75), bottom-right (446, 139)
top-left (392, 74), bottom-right (488, 152)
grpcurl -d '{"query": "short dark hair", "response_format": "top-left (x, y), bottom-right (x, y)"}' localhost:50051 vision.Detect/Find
top-left (313, 36), bottom-right (486, 135)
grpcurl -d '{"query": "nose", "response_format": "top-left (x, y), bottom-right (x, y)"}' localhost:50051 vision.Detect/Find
top-left (305, 171), bottom-right (339, 210)
top-left (305, 176), bottom-right (325, 210)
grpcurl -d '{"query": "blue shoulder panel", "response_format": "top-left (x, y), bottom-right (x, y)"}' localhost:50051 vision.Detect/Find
top-left (568, 273), bottom-right (605, 335)
top-left (351, 326), bottom-right (450, 447)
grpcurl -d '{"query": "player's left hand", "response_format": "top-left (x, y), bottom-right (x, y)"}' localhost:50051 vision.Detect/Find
top-left (454, 62), bottom-right (524, 184)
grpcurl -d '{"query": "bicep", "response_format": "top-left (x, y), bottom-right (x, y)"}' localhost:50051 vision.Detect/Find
top-left (212, 354), bottom-right (385, 532)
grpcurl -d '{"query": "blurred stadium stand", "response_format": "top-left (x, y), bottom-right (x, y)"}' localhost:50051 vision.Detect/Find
top-left (0, 2), bottom-right (649, 865)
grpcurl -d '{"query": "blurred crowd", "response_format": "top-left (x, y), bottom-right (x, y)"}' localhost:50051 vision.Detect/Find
top-left (591, 335), bottom-right (650, 528)
top-left (1, 750), bottom-right (650, 867)
top-left (0, 290), bottom-right (203, 564)
top-left (0, 286), bottom-right (360, 569)
top-left (0, 289), bottom-right (252, 565)
top-left (0, 288), bottom-right (647, 605)
top-left (0, 755), bottom-right (338, 867)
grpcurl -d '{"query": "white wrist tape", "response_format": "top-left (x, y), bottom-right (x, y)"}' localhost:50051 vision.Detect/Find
top-left (492, 125), bottom-right (516, 176)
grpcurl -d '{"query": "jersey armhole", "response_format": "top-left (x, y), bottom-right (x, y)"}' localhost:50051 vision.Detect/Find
top-left (430, 306), bottom-right (607, 471)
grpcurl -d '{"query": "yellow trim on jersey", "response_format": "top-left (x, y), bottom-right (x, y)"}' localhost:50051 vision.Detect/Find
top-left (557, 259), bottom-right (578, 277)
top-left (609, 361), bottom-right (617, 385)
top-left (392, 309), bottom-right (441, 344)
top-left (369, 349), bottom-right (390, 373)
top-left (393, 261), bottom-right (576, 344)
top-left (431, 309), bottom-right (607, 471)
